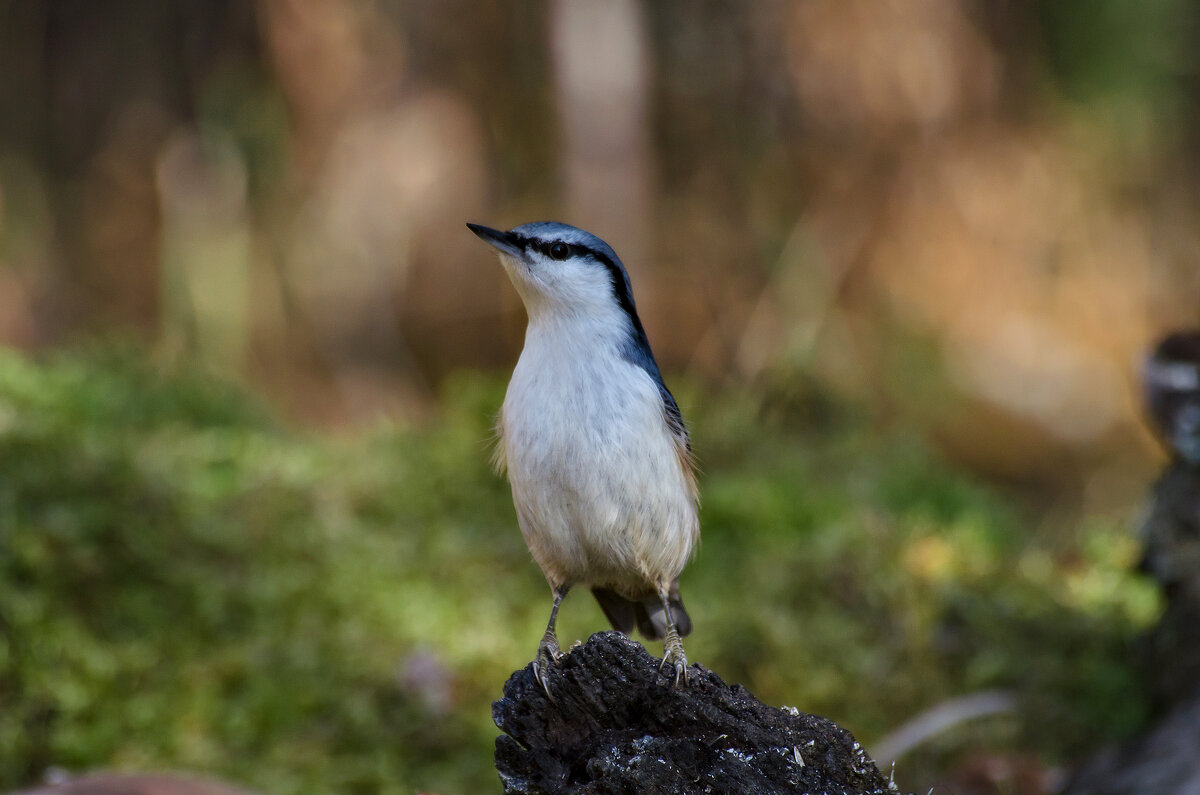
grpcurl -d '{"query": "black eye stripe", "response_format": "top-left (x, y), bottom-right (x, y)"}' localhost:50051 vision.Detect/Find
top-left (516, 236), bottom-right (599, 262)
top-left (513, 233), bottom-right (638, 314)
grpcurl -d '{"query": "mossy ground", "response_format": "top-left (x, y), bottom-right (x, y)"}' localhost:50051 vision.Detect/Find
top-left (0, 349), bottom-right (1158, 793)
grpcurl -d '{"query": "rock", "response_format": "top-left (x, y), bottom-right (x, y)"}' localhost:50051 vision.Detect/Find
top-left (493, 631), bottom-right (901, 794)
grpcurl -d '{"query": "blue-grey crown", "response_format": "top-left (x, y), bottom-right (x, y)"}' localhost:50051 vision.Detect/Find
top-left (510, 222), bottom-right (625, 271)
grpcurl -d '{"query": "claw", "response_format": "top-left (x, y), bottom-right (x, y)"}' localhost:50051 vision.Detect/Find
top-left (660, 626), bottom-right (690, 688)
top-left (533, 630), bottom-right (563, 698)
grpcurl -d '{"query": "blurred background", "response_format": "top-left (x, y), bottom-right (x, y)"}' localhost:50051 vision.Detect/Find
top-left (1, 1), bottom-right (1198, 793)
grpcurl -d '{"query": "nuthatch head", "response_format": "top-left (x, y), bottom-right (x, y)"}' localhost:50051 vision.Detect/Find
top-left (467, 222), bottom-right (628, 313)
top-left (469, 221), bottom-right (698, 689)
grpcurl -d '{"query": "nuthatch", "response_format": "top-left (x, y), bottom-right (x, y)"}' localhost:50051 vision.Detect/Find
top-left (1137, 332), bottom-right (1200, 703)
top-left (1143, 330), bottom-right (1200, 465)
top-left (468, 221), bottom-right (699, 689)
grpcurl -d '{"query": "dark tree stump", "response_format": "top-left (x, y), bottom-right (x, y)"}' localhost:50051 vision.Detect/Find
top-left (493, 632), bottom-right (901, 794)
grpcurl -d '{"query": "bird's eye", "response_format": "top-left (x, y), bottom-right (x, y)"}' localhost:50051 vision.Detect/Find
top-left (548, 242), bottom-right (570, 260)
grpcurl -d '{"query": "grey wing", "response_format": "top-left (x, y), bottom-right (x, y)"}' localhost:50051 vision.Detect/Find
top-left (658, 383), bottom-right (690, 453)
top-left (658, 383), bottom-right (698, 499)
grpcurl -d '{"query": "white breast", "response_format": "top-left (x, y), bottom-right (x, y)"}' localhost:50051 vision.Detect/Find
top-left (497, 315), bottom-right (698, 595)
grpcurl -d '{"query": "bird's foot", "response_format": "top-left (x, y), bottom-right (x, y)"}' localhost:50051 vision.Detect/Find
top-left (532, 630), bottom-right (563, 698)
top-left (659, 626), bottom-right (690, 688)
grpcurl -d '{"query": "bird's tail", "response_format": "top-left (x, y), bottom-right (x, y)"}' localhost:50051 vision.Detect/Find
top-left (591, 586), bottom-right (692, 640)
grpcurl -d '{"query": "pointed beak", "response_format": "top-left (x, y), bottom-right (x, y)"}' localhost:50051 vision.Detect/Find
top-left (467, 223), bottom-right (522, 257)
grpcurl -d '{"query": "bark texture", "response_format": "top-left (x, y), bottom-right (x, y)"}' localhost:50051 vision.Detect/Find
top-left (493, 631), bottom-right (900, 794)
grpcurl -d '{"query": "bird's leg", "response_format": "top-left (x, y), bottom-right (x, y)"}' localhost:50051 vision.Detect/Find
top-left (657, 586), bottom-right (690, 687)
top-left (533, 586), bottom-right (569, 696)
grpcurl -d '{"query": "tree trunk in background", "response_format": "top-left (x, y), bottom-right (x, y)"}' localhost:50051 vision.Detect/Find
top-left (550, 0), bottom-right (651, 268)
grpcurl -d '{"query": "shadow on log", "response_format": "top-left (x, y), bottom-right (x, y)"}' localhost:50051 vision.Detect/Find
top-left (494, 632), bottom-right (902, 794)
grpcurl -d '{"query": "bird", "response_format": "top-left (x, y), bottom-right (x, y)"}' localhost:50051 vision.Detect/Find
top-left (1143, 330), bottom-right (1200, 465)
top-left (1138, 332), bottom-right (1200, 704)
top-left (468, 220), bottom-right (699, 690)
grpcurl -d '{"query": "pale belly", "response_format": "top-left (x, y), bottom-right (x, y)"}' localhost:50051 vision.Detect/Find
top-left (499, 355), bottom-right (698, 595)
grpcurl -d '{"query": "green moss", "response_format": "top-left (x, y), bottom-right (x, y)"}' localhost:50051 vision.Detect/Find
top-left (0, 349), bottom-right (1158, 792)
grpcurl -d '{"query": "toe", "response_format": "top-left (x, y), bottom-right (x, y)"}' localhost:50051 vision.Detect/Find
top-left (533, 658), bottom-right (556, 700)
